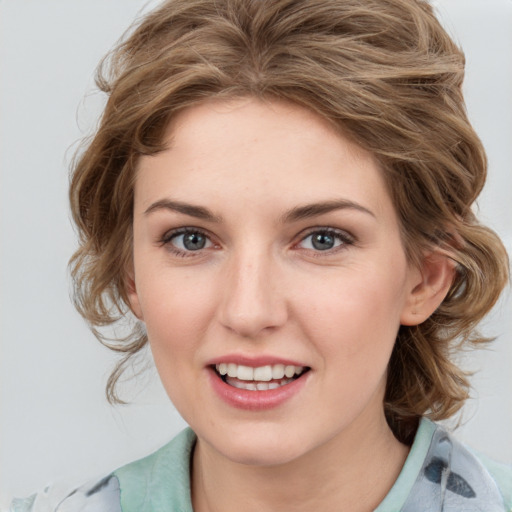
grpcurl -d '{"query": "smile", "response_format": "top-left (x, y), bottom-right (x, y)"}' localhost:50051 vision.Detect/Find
top-left (214, 363), bottom-right (308, 391)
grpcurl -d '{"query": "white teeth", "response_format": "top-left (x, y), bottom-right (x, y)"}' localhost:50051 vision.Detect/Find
top-left (229, 378), bottom-right (294, 391)
top-left (237, 365), bottom-right (254, 381)
top-left (215, 363), bottom-right (305, 382)
top-left (227, 363), bottom-right (237, 378)
top-left (253, 365), bottom-right (272, 382)
top-left (272, 364), bottom-right (285, 379)
top-left (230, 380), bottom-right (257, 391)
top-left (284, 365), bottom-right (296, 378)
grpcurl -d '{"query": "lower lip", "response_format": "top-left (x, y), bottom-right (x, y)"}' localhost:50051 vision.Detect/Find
top-left (207, 367), bottom-right (309, 411)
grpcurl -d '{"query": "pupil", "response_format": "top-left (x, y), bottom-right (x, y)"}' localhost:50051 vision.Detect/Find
top-left (183, 232), bottom-right (206, 250)
top-left (312, 233), bottom-right (334, 250)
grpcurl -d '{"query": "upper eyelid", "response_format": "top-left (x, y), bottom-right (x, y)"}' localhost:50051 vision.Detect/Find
top-left (159, 228), bottom-right (217, 257)
top-left (297, 226), bottom-right (355, 241)
top-left (160, 226), bottom-right (213, 243)
top-left (293, 228), bottom-right (356, 254)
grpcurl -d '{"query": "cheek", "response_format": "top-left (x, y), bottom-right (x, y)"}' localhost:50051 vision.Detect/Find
top-left (138, 271), bottom-right (219, 415)
top-left (136, 267), bottom-right (218, 363)
top-left (293, 263), bottom-right (408, 360)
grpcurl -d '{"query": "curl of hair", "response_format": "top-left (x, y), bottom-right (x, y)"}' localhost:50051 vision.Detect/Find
top-left (69, 0), bottom-right (509, 442)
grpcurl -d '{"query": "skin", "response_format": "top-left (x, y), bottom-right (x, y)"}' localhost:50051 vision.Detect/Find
top-left (127, 98), bottom-right (453, 511)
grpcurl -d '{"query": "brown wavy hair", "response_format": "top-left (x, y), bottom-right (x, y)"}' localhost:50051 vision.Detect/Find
top-left (69, 0), bottom-right (509, 444)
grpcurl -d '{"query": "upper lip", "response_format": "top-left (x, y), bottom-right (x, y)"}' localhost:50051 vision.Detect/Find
top-left (205, 354), bottom-right (309, 368)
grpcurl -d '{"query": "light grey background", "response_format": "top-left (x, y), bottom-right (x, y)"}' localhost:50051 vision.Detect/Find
top-left (1, 0), bottom-right (511, 506)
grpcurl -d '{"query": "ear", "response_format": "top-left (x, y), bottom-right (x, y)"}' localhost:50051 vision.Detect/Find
top-left (400, 251), bottom-right (456, 326)
top-left (124, 263), bottom-right (144, 321)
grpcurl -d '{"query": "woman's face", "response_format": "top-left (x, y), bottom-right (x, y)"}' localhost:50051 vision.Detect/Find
top-left (129, 98), bottom-right (422, 465)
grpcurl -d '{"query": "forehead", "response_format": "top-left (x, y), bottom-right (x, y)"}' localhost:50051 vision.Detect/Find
top-left (162, 97), bottom-right (372, 168)
top-left (134, 98), bottom-right (393, 220)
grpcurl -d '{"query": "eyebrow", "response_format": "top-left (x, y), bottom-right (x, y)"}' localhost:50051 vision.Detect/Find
top-left (144, 199), bottom-right (222, 222)
top-left (281, 199), bottom-right (375, 223)
top-left (143, 198), bottom-right (375, 223)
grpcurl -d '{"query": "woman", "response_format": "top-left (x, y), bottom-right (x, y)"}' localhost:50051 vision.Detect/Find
top-left (11, 0), bottom-right (511, 510)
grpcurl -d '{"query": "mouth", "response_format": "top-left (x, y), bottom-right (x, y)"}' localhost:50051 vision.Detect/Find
top-left (213, 363), bottom-right (310, 391)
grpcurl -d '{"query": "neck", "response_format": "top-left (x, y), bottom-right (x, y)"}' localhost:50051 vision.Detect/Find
top-left (191, 410), bottom-right (409, 512)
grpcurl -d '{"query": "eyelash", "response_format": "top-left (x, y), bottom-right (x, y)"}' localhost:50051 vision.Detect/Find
top-left (158, 227), bottom-right (355, 258)
top-left (159, 227), bottom-right (215, 258)
top-left (295, 228), bottom-right (355, 255)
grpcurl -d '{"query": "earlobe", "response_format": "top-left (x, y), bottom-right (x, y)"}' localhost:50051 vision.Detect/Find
top-left (400, 251), bottom-right (456, 326)
top-left (125, 266), bottom-right (144, 320)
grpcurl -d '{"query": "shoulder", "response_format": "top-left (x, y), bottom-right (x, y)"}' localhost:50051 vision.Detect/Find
top-left (403, 419), bottom-right (512, 511)
top-left (8, 428), bottom-right (196, 512)
top-left (8, 474), bottom-right (122, 512)
top-left (113, 427), bottom-right (196, 512)
top-left (472, 449), bottom-right (512, 510)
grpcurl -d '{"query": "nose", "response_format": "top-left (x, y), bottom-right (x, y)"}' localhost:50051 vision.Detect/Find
top-left (218, 250), bottom-right (288, 338)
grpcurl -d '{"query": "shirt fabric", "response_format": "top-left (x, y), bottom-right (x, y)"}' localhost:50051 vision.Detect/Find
top-left (10, 418), bottom-right (512, 511)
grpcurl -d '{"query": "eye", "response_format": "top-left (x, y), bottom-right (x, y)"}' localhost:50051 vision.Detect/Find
top-left (161, 228), bottom-right (214, 255)
top-left (298, 229), bottom-right (353, 252)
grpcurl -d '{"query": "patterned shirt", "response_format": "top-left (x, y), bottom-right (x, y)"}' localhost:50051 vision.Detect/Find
top-left (9, 419), bottom-right (512, 511)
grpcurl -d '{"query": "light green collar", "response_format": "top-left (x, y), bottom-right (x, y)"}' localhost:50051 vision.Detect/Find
top-left (115, 419), bottom-right (437, 512)
top-left (115, 428), bottom-right (196, 512)
top-left (375, 418), bottom-right (436, 511)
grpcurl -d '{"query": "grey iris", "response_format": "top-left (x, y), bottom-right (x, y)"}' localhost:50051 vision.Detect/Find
top-left (183, 232), bottom-right (206, 250)
top-left (312, 232), bottom-right (335, 250)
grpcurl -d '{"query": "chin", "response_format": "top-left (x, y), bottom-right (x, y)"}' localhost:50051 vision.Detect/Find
top-left (225, 443), bottom-right (305, 467)
top-left (199, 423), bottom-right (317, 467)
